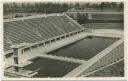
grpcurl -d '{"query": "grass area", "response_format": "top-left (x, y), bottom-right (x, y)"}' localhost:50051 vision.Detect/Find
top-left (92, 14), bottom-right (123, 20)
top-left (87, 60), bottom-right (124, 77)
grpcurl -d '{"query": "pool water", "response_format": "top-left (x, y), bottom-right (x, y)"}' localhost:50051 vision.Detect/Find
top-left (48, 37), bottom-right (118, 60)
top-left (24, 57), bottom-right (80, 77)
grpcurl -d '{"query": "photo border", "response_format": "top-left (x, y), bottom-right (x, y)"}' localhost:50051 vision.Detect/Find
top-left (0, 0), bottom-right (127, 81)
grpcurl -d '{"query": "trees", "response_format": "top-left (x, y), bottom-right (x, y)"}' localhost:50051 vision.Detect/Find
top-left (3, 2), bottom-right (124, 15)
top-left (118, 2), bottom-right (123, 10)
top-left (101, 2), bottom-right (105, 11)
top-left (111, 2), bottom-right (118, 9)
top-left (75, 2), bottom-right (80, 8)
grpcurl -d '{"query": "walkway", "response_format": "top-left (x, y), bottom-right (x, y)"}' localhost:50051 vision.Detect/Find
top-left (66, 11), bottom-right (123, 14)
top-left (39, 54), bottom-right (87, 64)
top-left (89, 29), bottom-right (123, 38)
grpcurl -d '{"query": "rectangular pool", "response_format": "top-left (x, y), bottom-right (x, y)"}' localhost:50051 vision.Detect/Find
top-left (24, 57), bottom-right (80, 77)
top-left (47, 36), bottom-right (119, 60)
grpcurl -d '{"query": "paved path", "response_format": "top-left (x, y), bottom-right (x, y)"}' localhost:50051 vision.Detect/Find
top-left (66, 11), bottom-right (123, 14)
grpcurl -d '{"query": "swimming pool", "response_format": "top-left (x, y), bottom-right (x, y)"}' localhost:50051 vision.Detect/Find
top-left (24, 57), bottom-right (80, 77)
top-left (48, 36), bottom-right (119, 60)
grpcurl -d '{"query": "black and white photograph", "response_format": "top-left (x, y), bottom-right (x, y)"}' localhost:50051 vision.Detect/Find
top-left (2, 80), bottom-right (126, 81)
top-left (3, 1), bottom-right (124, 78)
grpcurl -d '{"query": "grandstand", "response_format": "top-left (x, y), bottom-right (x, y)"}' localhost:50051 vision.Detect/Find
top-left (4, 14), bottom-right (84, 52)
top-left (4, 13), bottom-right (124, 78)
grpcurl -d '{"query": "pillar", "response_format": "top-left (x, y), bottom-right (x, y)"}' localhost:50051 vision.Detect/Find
top-left (13, 48), bottom-right (19, 72)
top-left (11, 43), bottom-right (30, 73)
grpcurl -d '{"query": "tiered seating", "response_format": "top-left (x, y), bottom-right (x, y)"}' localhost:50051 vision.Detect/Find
top-left (92, 14), bottom-right (123, 20)
top-left (47, 16), bottom-right (68, 33)
top-left (4, 15), bottom-right (83, 51)
top-left (36, 17), bottom-right (60, 37)
top-left (81, 43), bottom-right (124, 76)
top-left (46, 16), bottom-right (65, 34)
top-left (4, 21), bottom-right (43, 43)
top-left (4, 43), bottom-right (11, 51)
top-left (62, 15), bottom-right (82, 30)
top-left (30, 18), bottom-right (53, 39)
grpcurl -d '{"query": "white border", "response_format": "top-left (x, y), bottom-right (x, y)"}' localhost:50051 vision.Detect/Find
top-left (0, 0), bottom-right (127, 81)
top-left (0, 0), bottom-right (126, 3)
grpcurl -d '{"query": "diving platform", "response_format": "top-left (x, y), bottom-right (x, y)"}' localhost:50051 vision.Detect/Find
top-left (4, 66), bottom-right (38, 78)
top-left (13, 61), bottom-right (33, 67)
top-left (5, 60), bottom-right (38, 78)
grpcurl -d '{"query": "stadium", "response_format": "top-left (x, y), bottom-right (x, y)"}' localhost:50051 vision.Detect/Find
top-left (4, 2), bottom-right (124, 78)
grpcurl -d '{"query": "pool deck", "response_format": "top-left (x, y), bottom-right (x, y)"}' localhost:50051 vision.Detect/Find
top-left (91, 29), bottom-right (123, 38)
top-left (39, 54), bottom-right (87, 64)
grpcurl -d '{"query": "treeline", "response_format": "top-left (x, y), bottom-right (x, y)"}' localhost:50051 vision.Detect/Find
top-left (4, 2), bottom-right (123, 15)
